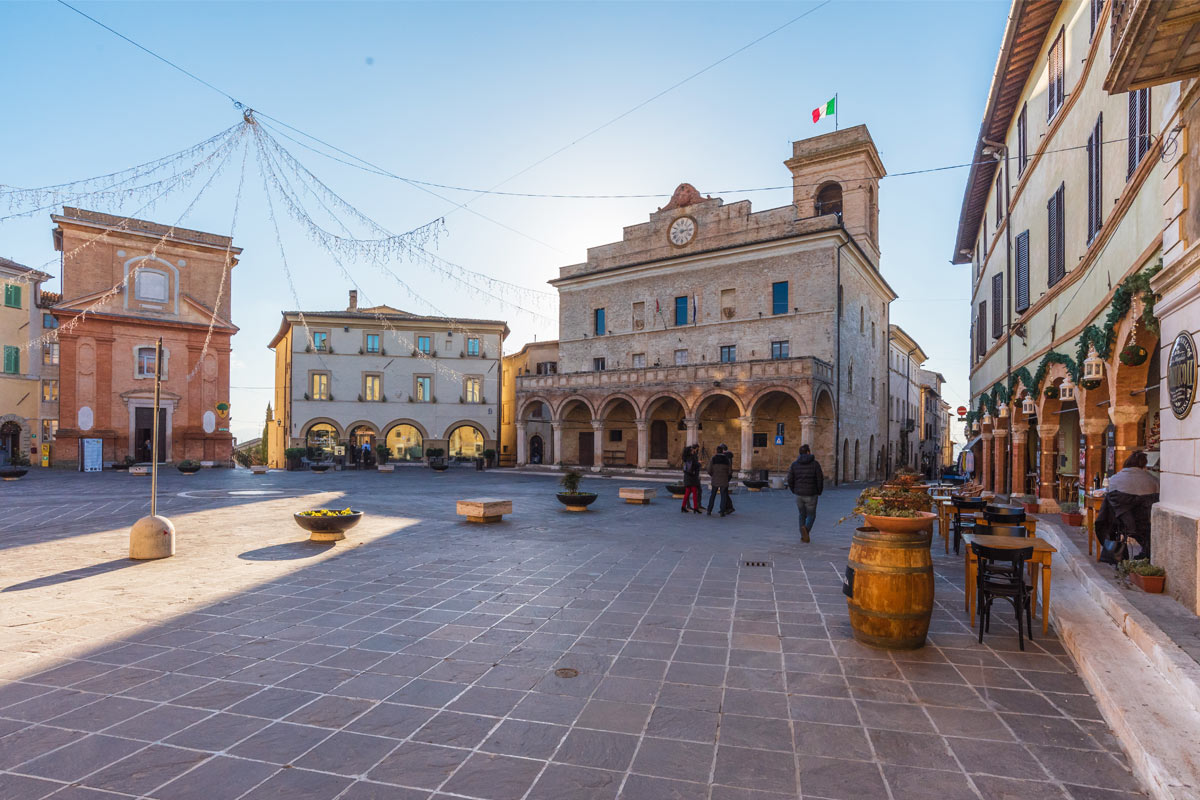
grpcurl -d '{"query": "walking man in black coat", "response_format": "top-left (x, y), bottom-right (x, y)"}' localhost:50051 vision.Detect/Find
top-left (786, 445), bottom-right (824, 542)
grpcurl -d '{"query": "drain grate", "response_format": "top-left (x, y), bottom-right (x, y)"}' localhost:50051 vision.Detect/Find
top-left (554, 667), bottom-right (579, 679)
top-left (743, 561), bottom-right (772, 568)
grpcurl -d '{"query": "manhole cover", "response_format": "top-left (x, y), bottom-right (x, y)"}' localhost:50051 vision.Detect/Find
top-left (554, 667), bottom-right (579, 679)
top-left (743, 561), bottom-right (772, 568)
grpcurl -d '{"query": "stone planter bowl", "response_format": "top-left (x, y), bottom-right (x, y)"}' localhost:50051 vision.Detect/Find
top-left (556, 492), bottom-right (598, 511)
top-left (862, 512), bottom-right (937, 534)
top-left (0, 467), bottom-right (28, 481)
top-left (664, 483), bottom-right (686, 498)
top-left (742, 479), bottom-right (768, 491)
top-left (310, 464), bottom-right (331, 473)
top-left (293, 511), bottom-right (363, 542)
top-left (178, 465), bottom-right (202, 475)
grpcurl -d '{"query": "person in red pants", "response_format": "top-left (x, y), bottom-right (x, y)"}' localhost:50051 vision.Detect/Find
top-left (681, 445), bottom-right (702, 513)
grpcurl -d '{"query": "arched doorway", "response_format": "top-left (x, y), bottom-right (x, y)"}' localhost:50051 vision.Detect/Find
top-left (813, 388), bottom-right (836, 479)
top-left (644, 394), bottom-right (687, 467)
top-left (520, 399), bottom-right (554, 465)
top-left (385, 423), bottom-right (424, 461)
top-left (558, 398), bottom-right (594, 467)
top-left (348, 424), bottom-right (377, 466)
top-left (750, 389), bottom-right (805, 472)
top-left (0, 420), bottom-right (21, 466)
top-left (305, 422), bottom-right (338, 460)
top-left (695, 392), bottom-right (744, 469)
top-left (868, 435), bottom-right (875, 481)
top-left (854, 440), bottom-right (860, 482)
top-left (842, 439), bottom-right (850, 482)
top-left (529, 435), bottom-right (544, 464)
top-left (598, 397), bottom-right (637, 466)
top-left (447, 425), bottom-right (484, 458)
top-left (650, 420), bottom-right (668, 460)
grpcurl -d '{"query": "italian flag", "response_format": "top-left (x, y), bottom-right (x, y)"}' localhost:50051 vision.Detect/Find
top-left (812, 97), bottom-right (835, 123)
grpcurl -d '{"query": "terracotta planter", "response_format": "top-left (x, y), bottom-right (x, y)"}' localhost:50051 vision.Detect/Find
top-left (862, 512), bottom-right (937, 534)
top-left (1060, 512), bottom-right (1084, 527)
top-left (556, 492), bottom-right (597, 511)
top-left (1131, 572), bottom-right (1165, 593)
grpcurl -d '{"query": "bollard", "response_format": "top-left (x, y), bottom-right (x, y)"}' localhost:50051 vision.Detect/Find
top-left (130, 515), bottom-right (175, 560)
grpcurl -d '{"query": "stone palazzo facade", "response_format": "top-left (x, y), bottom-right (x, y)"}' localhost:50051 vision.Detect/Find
top-left (513, 126), bottom-right (896, 480)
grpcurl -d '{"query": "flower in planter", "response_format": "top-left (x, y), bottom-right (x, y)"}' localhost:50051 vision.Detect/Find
top-left (298, 508), bottom-right (357, 517)
top-left (1120, 344), bottom-right (1148, 366)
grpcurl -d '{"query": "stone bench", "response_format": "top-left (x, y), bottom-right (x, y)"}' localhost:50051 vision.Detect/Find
top-left (456, 498), bottom-right (512, 523)
top-left (619, 487), bottom-right (656, 505)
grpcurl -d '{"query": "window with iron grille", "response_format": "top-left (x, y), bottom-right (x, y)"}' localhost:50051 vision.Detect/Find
top-left (1017, 103), bottom-right (1028, 176)
top-left (1015, 230), bottom-right (1030, 312)
top-left (1048, 184), bottom-right (1066, 287)
top-left (1087, 114), bottom-right (1103, 243)
top-left (992, 274), bottom-right (1003, 339)
top-left (1048, 28), bottom-right (1065, 120)
top-left (1127, 88), bottom-right (1151, 180)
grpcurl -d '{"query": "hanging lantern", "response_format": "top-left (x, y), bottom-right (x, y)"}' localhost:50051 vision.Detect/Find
top-left (1060, 375), bottom-right (1076, 402)
top-left (1022, 395), bottom-right (1036, 416)
top-left (998, 401), bottom-right (1009, 418)
top-left (1084, 345), bottom-right (1104, 381)
top-left (982, 412), bottom-right (993, 426)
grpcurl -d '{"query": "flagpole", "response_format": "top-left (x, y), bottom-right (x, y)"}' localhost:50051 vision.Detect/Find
top-left (835, 93), bottom-right (839, 131)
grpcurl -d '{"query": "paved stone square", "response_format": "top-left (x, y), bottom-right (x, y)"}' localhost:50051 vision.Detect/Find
top-left (0, 468), bottom-right (1145, 799)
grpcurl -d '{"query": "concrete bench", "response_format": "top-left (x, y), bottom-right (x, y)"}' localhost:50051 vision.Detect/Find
top-left (457, 498), bottom-right (512, 523)
top-left (619, 487), bottom-right (656, 505)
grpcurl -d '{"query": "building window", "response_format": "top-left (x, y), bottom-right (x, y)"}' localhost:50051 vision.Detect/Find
top-left (632, 353), bottom-right (646, 368)
top-left (3, 284), bottom-right (21, 309)
top-left (136, 346), bottom-right (159, 378)
top-left (753, 433), bottom-right (768, 448)
top-left (995, 174), bottom-right (1004, 225)
top-left (1048, 27), bottom-right (1065, 120)
top-left (859, 306), bottom-right (864, 333)
top-left (719, 345), bottom-right (736, 363)
top-left (992, 274), bottom-right (1003, 339)
top-left (1017, 103), bottom-right (1028, 176)
top-left (43, 342), bottom-right (59, 366)
top-left (42, 379), bottom-right (58, 402)
top-left (464, 376), bottom-right (481, 403)
top-left (363, 373), bottom-right (382, 401)
top-left (1015, 230), bottom-right (1030, 312)
top-left (312, 331), bottom-right (329, 352)
top-left (815, 183), bottom-right (843, 217)
top-left (772, 281), bottom-right (788, 315)
top-left (1048, 183), bottom-right (1066, 287)
top-left (310, 372), bottom-right (329, 400)
top-left (365, 333), bottom-right (380, 353)
top-left (674, 349), bottom-right (688, 365)
top-left (871, 377), bottom-right (876, 403)
top-left (416, 335), bottom-right (430, 355)
top-left (467, 337), bottom-right (480, 356)
top-left (593, 357), bottom-right (606, 372)
top-left (42, 313), bottom-right (57, 330)
top-left (2, 345), bottom-right (18, 374)
top-left (848, 365), bottom-right (854, 393)
top-left (535, 361), bottom-right (557, 375)
top-left (1087, 114), bottom-right (1103, 243)
top-left (134, 269), bottom-right (168, 303)
top-left (632, 301), bottom-right (645, 330)
top-left (1128, 88), bottom-right (1151, 179)
top-left (42, 419), bottom-right (57, 442)
top-left (674, 296), bottom-right (688, 326)
top-left (771, 340), bottom-right (789, 360)
top-left (594, 308), bottom-right (606, 336)
top-left (977, 302), bottom-right (987, 358)
top-left (609, 429), bottom-right (623, 443)
top-left (415, 375), bottom-right (432, 401)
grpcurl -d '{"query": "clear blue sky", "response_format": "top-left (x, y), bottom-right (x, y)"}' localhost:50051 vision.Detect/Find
top-left (1, 0), bottom-right (1007, 442)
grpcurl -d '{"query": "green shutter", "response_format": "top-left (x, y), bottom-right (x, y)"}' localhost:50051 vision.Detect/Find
top-left (3, 346), bottom-right (18, 374)
top-left (4, 284), bottom-right (21, 309)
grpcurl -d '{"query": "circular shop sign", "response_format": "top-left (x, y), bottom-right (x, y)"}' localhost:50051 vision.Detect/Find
top-left (1168, 331), bottom-right (1197, 419)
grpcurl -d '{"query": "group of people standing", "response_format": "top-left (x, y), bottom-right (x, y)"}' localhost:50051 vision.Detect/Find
top-left (678, 443), bottom-right (826, 542)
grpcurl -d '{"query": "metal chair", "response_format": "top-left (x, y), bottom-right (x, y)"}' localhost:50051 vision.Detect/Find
top-left (952, 497), bottom-right (987, 555)
top-left (984, 507), bottom-right (1026, 526)
top-left (977, 523), bottom-right (1028, 538)
top-left (972, 542), bottom-right (1035, 651)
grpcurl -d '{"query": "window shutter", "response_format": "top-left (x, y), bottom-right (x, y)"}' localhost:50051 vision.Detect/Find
top-left (1128, 91), bottom-right (1138, 179)
top-left (1138, 88), bottom-right (1150, 163)
top-left (1017, 104), bottom-right (1028, 175)
top-left (978, 301), bottom-right (987, 356)
top-left (1127, 89), bottom-right (1150, 180)
top-left (992, 274), bottom-right (1004, 339)
top-left (1048, 185), bottom-right (1065, 287)
top-left (1016, 230), bottom-right (1030, 312)
top-left (1047, 30), bottom-right (1064, 119)
top-left (996, 174), bottom-right (1004, 225)
top-left (1087, 116), bottom-right (1102, 243)
top-left (3, 346), bottom-right (18, 375)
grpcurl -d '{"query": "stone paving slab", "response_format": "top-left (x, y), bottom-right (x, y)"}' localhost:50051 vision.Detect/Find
top-left (0, 469), bottom-right (1147, 799)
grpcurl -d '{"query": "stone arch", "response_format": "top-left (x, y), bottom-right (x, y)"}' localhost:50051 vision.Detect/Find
top-left (842, 439), bottom-right (851, 482)
top-left (749, 388), bottom-right (807, 472)
top-left (554, 394), bottom-right (596, 422)
top-left (597, 392), bottom-right (642, 421)
top-left (746, 384), bottom-right (810, 417)
top-left (694, 390), bottom-right (745, 467)
top-left (644, 391), bottom-right (688, 467)
top-left (692, 388), bottom-right (747, 418)
top-left (344, 419), bottom-right (379, 436)
top-left (854, 439), bottom-right (861, 481)
top-left (518, 395), bottom-right (555, 421)
top-left (643, 390), bottom-right (690, 420)
top-left (444, 421), bottom-right (486, 458)
top-left (381, 418), bottom-right (430, 441)
top-left (301, 417), bottom-right (344, 439)
top-left (1108, 300), bottom-right (1159, 467)
top-left (812, 386), bottom-right (837, 476)
top-left (556, 397), bottom-right (594, 467)
top-left (814, 181), bottom-right (843, 218)
top-left (382, 419), bottom-right (427, 462)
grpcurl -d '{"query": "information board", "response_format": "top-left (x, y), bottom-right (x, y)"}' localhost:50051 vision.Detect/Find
top-left (81, 438), bottom-right (103, 472)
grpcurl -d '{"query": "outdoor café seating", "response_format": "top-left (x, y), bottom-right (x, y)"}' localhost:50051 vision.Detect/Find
top-left (951, 497), bottom-right (987, 554)
top-left (971, 541), bottom-right (1036, 651)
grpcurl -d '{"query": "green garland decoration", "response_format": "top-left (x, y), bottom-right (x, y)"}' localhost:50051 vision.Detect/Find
top-left (1033, 351), bottom-right (1080, 389)
top-left (1008, 367), bottom-right (1036, 399)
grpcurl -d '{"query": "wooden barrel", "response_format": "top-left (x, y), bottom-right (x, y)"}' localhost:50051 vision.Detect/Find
top-left (845, 526), bottom-right (934, 650)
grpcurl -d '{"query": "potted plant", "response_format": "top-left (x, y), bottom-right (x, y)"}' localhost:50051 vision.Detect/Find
top-left (294, 507), bottom-right (363, 542)
top-left (483, 448), bottom-right (496, 468)
top-left (851, 485), bottom-right (936, 534)
top-left (0, 450), bottom-right (30, 481)
top-left (427, 448), bottom-right (448, 472)
top-left (284, 447), bottom-right (305, 471)
top-left (112, 455), bottom-right (135, 472)
top-left (556, 470), bottom-right (598, 511)
top-left (1119, 558), bottom-right (1166, 593)
top-left (375, 443), bottom-right (390, 465)
top-left (1018, 494), bottom-right (1040, 514)
top-left (177, 459), bottom-right (202, 475)
top-left (1059, 501), bottom-right (1083, 527)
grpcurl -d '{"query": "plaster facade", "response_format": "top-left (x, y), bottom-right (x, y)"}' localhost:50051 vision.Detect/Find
top-left (0, 257), bottom-right (55, 466)
top-left (887, 325), bottom-right (927, 475)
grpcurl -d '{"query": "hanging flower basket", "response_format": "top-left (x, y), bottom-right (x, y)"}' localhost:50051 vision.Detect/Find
top-left (1120, 345), bottom-right (1148, 366)
top-left (1042, 386), bottom-right (1060, 400)
top-left (1080, 378), bottom-right (1102, 391)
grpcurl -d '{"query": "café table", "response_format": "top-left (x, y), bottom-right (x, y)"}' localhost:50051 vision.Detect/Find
top-left (963, 532), bottom-right (1057, 635)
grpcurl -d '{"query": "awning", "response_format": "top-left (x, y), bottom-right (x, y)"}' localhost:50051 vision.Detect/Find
top-left (963, 435), bottom-right (982, 452)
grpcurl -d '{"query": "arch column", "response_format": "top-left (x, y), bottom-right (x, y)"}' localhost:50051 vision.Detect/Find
top-left (684, 417), bottom-right (699, 447)
top-left (981, 427), bottom-right (994, 493)
top-left (551, 422), bottom-right (563, 468)
top-left (1109, 404), bottom-right (1147, 468)
top-left (515, 422), bottom-right (527, 466)
top-left (1011, 428), bottom-right (1028, 496)
top-left (739, 416), bottom-right (755, 476)
top-left (1081, 417), bottom-right (1108, 489)
top-left (635, 419), bottom-right (649, 470)
top-left (799, 415), bottom-right (817, 449)
top-left (992, 427), bottom-right (1009, 496)
top-left (1037, 423), bottom-right (1060, 507)
top-left (590, 419), bottom-right (604, 472)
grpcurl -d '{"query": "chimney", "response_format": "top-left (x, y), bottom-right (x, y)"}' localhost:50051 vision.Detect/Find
top-left (348, 289), bottom-right (358, 310)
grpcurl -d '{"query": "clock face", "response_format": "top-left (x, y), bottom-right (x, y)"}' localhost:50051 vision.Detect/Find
top-left (668, 216), bottom-right (696, 246)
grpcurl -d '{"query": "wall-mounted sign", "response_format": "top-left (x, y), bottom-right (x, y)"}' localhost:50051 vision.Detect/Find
top-left (1168, 331), bottom-right (1197, 420)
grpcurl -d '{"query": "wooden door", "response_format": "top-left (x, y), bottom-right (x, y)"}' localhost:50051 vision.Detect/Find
top-left (650, 420), bottom-right (668, 460)
top-left (579, 432), bottom-right (594, 467)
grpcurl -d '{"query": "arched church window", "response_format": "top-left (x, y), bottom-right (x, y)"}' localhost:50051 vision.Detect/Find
top-left (815, 183), bottom-right (843, 218)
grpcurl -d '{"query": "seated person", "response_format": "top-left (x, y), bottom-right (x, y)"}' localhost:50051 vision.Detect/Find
top-left (1096, 451), bottom-right (1159, 561)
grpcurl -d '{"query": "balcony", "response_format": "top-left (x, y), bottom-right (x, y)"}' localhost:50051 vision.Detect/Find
top-left (1106, 0), bottom-right (1200, 92)
top-left (515, 355), bottom-right (833, 393)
